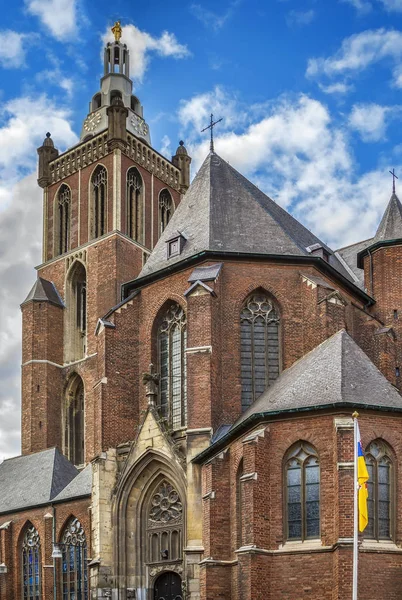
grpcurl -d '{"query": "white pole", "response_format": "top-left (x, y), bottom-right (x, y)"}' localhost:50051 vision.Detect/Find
top-left (352, 414), bottom-right (359, 600)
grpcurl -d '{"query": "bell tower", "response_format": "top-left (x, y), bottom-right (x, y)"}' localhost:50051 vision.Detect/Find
top-left (21, 22), bottom-right (191, 462)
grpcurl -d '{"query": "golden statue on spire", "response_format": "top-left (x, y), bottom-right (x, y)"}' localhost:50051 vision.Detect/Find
top-left (111, 20), bottom-right (122, 42)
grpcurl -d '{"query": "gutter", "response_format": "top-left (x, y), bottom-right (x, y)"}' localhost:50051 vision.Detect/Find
top-left (357, 237), bottom-right (402, 268)
top-left (121, 251), bottom-right (374, 307)
top-left (192, 402), bottom-right (402, 464)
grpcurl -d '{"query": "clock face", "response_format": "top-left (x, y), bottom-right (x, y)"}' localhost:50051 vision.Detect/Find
top-left (83, 111), bottom-right (102, 132)
top-left (131, 114), bottom-right (149, 137)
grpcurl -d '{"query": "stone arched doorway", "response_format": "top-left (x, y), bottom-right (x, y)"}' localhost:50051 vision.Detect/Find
top-left (153, 571), bottom-right (182, 600)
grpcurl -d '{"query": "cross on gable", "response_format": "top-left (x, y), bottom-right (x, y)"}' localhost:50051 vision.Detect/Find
top-left (389, 168), bottom-right (399, 194)
top-left (201, 113), bottom-right (223, 154)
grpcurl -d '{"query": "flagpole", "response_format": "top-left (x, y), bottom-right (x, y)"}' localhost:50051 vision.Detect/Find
top-left (352, 411), bottom-right (359, 600)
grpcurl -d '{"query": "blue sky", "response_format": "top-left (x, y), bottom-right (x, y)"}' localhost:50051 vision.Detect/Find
top-left (1, 0), bottom-right (402, 459)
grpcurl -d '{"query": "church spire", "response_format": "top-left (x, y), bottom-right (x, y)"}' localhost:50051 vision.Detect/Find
top-left (374, 177), bottom-right (402, 242)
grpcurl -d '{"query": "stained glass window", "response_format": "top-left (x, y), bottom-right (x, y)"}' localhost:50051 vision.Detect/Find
top-left (22, 525), bottom-right (41, 600)
top-left (365, 440), bottom-right (393, 541)
top-left (57, 185), bottom-right (70, 255)
top-left (240, 293), bottom-right (280, 411)
top-left (92, 166), bottom-right (107, 238)
top-left (285, 442), bottom-right (320, 541)
top-left (61, 518), bottom-right (88, 600)
top-left (158, 303), bottom-right (187, 429)
top-left (159, 190), bottom-right (173, 235)
top-left (147, 480), bottom-right (183, 563)
top-left (127, 167), bottom-right (143, 241)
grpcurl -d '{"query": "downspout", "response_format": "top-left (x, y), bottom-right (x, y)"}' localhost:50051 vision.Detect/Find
top-left (52, 504), bottom-right (57, 600)
top-left (367, 247), bottom-right (374, 298)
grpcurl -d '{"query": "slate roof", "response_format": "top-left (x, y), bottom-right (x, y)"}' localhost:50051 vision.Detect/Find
top-left (138, 153), bottom-right (353, 282)
top-left (22, 277), bottom-right (64, 307)
top-left (234, 329), bottom-right (402, 427)
top-left (335, 239), bottom-right (373, 288)
top-left (0, 448), bottom-right (79, 514)
top-left (52, 464), bottom-right (92, 502)
top-left (374, 193), bottom-right (402, 242)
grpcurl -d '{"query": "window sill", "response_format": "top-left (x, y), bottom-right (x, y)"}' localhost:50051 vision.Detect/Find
top-left (277, 539), bottom-right (325, 553)
top-left (360, 540), bottom-right (401, 552)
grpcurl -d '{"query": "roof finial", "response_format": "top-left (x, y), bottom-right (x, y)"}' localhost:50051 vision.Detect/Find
top-left (111, 20), bottom-right (122, 42)
top-left (201, 113), bottom-right (223, 154)
top-left (389, 168), bottom-right (398, 195)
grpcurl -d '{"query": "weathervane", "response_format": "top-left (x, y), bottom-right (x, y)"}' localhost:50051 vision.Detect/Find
top-left (201, 113), bottom-right (223, 154)
top-left (111, 20), bottom-right (122, 42)
top-left (389, 168), bottom-right (398, 194)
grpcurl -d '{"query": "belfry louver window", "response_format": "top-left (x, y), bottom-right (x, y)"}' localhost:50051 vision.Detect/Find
top-left (127, 167), bottom-right (143, 242)
top-left (91, 166), bottom-right (107, 238)
top-left (159, 189), bottom-right (173, 235)
top-left (240, 293), bottom-right (280, 411)
top-left (57, 184), bottom-right (70, 255)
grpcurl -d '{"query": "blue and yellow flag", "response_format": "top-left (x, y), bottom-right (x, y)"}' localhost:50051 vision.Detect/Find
top-left (356, 421), bottom-right (369, 532)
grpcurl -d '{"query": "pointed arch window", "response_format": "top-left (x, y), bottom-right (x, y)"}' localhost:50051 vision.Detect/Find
top-left (159, 189), bottom-right (173, 235)
top-left (285, 442), bottom-right (320, 541)
top-left (22, 525), bottom-right (41, 599)
top-left (365, 440), bottom-right (394, 541)
top-left (56, 185), bottom-right (70, 255)
top-left (64, 375), bottom-right (85, 466)
top-left (146, 480), bottom-right (183, 564)
top-left (61, 518), bottom-right (88, 600)
top-left (157, 303), bottom-right (187, 429)
top-left (66, 261), bottom-right (87, 362)
top-left (240, 292), bottom-right (280, 411)
top-left (91, 166), bottom-right (107, 238)
top-left (127, 167), bottom-right (143, 242)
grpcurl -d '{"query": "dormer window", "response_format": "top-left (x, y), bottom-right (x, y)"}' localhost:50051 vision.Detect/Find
top-left (166, 232), bottom-right (186, 259)
top-left (306, 243), bottom-right (330, 262)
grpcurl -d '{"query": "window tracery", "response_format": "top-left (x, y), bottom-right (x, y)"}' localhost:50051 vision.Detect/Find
top-left (365, 440), bottom-right (393, 541)
top-left (147, 480), bottom-right (183, 564)
top-left (240, 292), bottom-right (280, 411)
top-left (65, 261), bottom-right (87, 362)
top-left (159, 189), bottom-right (173, 235)
top-left (158, 303), bottom-right (187, 429)
top-left (127, 167), bottom-right (143, 242)
top-left (22, 525), bottom-right (41, 600)
top-left (91, 166), bottom-right (107, 238)
top-left (61, 518), bottom-right (88, 600)
top-left (64, 375), bottom-right (85, 466)
top-left (285, 442), bottom-right (320, 541)
top-left (57, 185), bottom-right (70, 255)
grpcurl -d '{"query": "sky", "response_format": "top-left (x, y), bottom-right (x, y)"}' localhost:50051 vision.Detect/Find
top-left (1, 0), bottom-right (402, 459)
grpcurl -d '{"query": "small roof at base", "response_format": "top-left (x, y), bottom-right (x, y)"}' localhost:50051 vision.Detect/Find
top-left (21, 278), bottom-right (64, 307)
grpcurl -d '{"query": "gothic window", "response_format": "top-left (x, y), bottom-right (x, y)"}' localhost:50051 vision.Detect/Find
top-left (240, 292), bottom-right (280, 412)
top-left (159, 189), bottom-right (174, 235)
top-left (65, 261), bottom-right (87, 362)
top-left (64, 375), bottom-right (85, 466)
top-left (285, 442), bottom-right (320, 541)
top-left (91, 166), bottom-right (107, 239)
top-left (236, 460), bottom-right (244, 548)
top-left (127, 167), bottom-right (143, 242)
top-left (365, 440), bottom-right (393, 541)
top-left (61, 518), bottom-right (88, 600)
top-left (157, 304), bottom-right (187, 429)
top-left (56, 185), bottom-right (70, 256)
top-left (147, 480), bottom-right (183, 564)
top-left (22, 525), bottom-right (41, 600)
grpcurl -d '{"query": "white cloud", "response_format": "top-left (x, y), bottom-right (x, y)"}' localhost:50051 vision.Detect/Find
top-left (380, 0), bottom-right (402, 11)
top-left (307, 29), bottom-right (402, 89)
top-left (342, 0), bottom-right (372, 13)
top-left (349, 103), bottom-right (392, 141)
top-left (319, 82), bottom-right (352, 94)
top-left (178, 87), bottom-right (395, 249)
top-left (102, 24), bottom-right (190, 83)
top-left (0, 31), bottom-right (29, 69)
top-left (160, 135), bottom-right (172, 158)
top-left (190, 0), bottom-right (242, 32)
top-left (25, 0), bottom-right (78, 41)
top-left (286, 9), bottom-right (315, 27)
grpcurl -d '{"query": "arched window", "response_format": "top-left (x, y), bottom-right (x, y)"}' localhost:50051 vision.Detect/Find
top-left (65, 261), bottom-right (87, 362)
top-left (240, 292), bottom-right (280, 412)
top-left (157, 303), bottom-right (187, 429)
top-left (236, 459), bottom-right (244, 548)
top-left (147, 480), bottom-right (183, 564)
top-left (127, 167), bottom-right (143, 242)
top-left (285, 442), bottom-right (320, 541)
top-left (56, 185), bottom-right (70, 256)
top-left (64, 375), bottom-right (85, 465)
top-left (159, 189), bottom-right (173, 235)
top-left (60, 517), bottom-right (88, 599)
top-left (365, 440), bottom-right (393, 541)
top-left (22, 525), bottom-right (41, 599)
top-left (91, 166), bottom-right (107, 239)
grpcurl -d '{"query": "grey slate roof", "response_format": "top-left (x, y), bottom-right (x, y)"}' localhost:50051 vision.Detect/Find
top-left (234, 329), bottom-right (402, 427)
top-left (52, 464), bottom-right (92, 502)
top-left (0, 448), bottom-right (79, 514)
top-left (22, 277), bottom-right (64, 307)
top-left (335, 238), bottom-right (373, 288)
top-left (138, 153), bottom-right (353, 281)
top-left (188, 263), bottom-right (223, 283)
top-left (374, 193), bottom-right (402, 242)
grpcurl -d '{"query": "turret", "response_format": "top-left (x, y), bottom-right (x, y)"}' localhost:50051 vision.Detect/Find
top-left (37, 133), bottom-right (58, 188)
top-left (172, 141), bottom-right (192, 193)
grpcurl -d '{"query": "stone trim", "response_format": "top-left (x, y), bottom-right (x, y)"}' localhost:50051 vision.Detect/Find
top-left (202, 491), bottom-right (216, 500)
top-left (242, 427), bottom-right (266, 444)
top-left (334, 417), bottom-right (354, 431)
top-left (199, 558), bottom-right (237, 566)
top-left (240, 472), bottom-right (258, 482)
top-left (338, 462), bottom-right (354, 470)
top-left (21, 353), bottom-right (97, 369)
top-left (185, 345), bottom-right (213, 354)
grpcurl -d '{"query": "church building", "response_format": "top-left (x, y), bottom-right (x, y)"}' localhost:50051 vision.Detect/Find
top-left (2, 22), bottom-right (402, 600)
